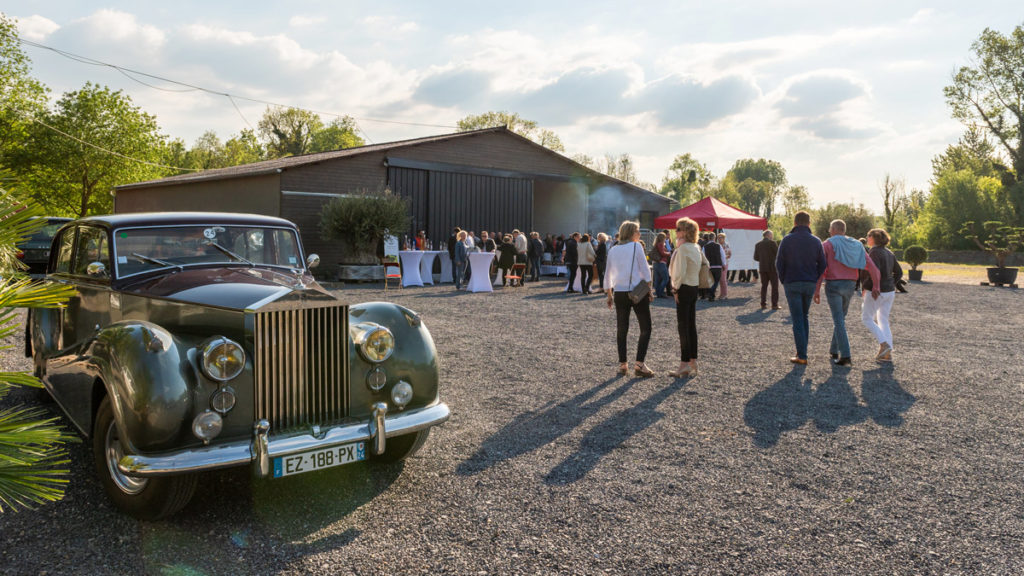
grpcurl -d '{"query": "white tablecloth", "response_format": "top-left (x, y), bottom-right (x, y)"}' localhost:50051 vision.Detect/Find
top-left (565, 265), bottom-right (583, 292)
top-left (439, 254), bottom-right (453, 283)
top-left (541, 264), bottom-right (567, 276)
top-left (399, 251), bottom-right (424, 287)
top-left (419, 251), bottom-right (441, 285)
top-left (467, 252), bottom-right (495, 293)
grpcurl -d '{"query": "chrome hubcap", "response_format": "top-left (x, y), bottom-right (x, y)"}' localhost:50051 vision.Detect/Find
top-left (105, 421), bottom-right (147, 495)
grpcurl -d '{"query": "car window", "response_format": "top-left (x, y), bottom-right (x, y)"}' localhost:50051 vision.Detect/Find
top-left (54, 229), bottom-right (75, 273)
top-left (29, 220), bottom-right (69, 243)
top-left (72, 226), bottom-right (109, 276)
top-left (114, 225), bottom-right (303, 277)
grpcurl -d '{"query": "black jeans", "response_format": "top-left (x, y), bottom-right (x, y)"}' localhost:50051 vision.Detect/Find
top-left (675, 285), bottom-right (699, 362)
top-left (760, 269), bottom-right (779, 307)
top-left (529, 256), bottom-right (541, 280)
top-left (596, 262), bottom-right (606, 289)
top-left (708, 268), bottom-right (722, 300)
top-left (578, 264), bottom-right (592, 293)
top-left (566, 261), bottom-right (578, 291)
top-left (614, 291), bottom-right (652, 363)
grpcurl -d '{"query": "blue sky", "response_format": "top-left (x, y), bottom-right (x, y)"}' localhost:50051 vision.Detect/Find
top-left (4, 2), bottom-right (1021, 211)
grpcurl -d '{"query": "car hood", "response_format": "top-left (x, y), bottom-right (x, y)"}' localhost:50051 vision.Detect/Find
top-left (120, 267), bottom-right (338, 310)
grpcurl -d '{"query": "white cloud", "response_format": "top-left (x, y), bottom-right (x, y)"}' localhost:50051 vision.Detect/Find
top-left (14, 15), bottom-right (60, 41)
top-left (68, 9), bottom-right (165, 50)
top-left (289, 15), bottom-right (326, 28)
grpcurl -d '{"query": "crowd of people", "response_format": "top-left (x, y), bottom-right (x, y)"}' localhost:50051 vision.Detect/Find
top-left (603, 212), bottom-right (901, 379)
top-left (440, 212), bottom-right (901, 377)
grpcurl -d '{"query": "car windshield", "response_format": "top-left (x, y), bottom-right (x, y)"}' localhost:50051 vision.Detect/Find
top-left (26, 220), bottom-right (68, 243)
top-left (114, 225), bottom-right (302, 277)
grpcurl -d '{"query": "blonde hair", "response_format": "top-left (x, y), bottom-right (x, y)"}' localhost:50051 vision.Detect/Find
top-left (597, 232), bottom-right (608, 242)
top-left (675, 217), bottom-right (698, 244)
top-left (618, 220), bottom-right (640, 242)
top-left (457, 230), bottom-right (467, 241)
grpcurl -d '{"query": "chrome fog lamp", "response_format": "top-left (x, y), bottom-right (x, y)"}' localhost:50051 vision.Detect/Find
top-left (192, 410), bottom-right (223, 444)
top-left (352, 323), bottom-right (394, 363)
top-left (391, 380), bottom-right (413, 408)
top-left (366, 367), bottom-right (387, 392)
top-left (210, 386), bottom-right (236, 414)
top-left (201, 337), bottom-right (245, 382)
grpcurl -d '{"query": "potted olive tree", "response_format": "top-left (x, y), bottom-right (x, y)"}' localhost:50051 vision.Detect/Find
top-left (903, 245), bottom-right (927, 281)
top-left (960, 220), bottom-right (1024, 286)
top-left (321, 188), bottom-right (409, 280)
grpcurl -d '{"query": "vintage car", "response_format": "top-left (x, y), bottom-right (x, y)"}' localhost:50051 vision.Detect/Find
top-left (28, 212), bottom-right (449, 519)
top-left (17, 216), bottom-right (72, 277)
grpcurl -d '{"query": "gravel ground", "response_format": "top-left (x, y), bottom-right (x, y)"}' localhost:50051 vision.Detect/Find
top-left (1, 276), bottom-right (1023, 575)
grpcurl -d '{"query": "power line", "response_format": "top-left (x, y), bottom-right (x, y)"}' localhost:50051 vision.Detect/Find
top-left (27, 116), bottom-right (202, 172)
top-left (17, 38), bottom-right (460, 136)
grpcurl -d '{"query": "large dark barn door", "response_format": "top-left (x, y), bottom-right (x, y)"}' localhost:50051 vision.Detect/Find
top-left (388, 167), bottom-right (429, 240)
top-left (388, 167), bottom-right (534, 243)
top-left (429, 171), bottom-right (532, 240)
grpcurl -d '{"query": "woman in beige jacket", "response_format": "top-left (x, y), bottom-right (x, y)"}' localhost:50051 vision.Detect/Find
top-left (577, 234), bottom-right (597, 294)
top-left (669, 217), bottom-right (705, 377)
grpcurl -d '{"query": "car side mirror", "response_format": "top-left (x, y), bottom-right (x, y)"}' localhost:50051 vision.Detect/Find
top-left (306, 254), bottom-right (320, 269)
top-left (87, 261), bottom-right (107, 278)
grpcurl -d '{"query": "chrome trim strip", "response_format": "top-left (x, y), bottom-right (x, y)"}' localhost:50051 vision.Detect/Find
top-left (117, 403), bottom-right (450, 478)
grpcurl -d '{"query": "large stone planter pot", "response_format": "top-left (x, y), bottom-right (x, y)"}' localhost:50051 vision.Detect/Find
top-left (986, 267), bottom-right (1018, 286)
top-left (907, 269), bottom-right (923, 281)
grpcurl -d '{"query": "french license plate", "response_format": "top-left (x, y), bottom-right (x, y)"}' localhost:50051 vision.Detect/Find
top-left (273, 442), bottom-right (366, 478)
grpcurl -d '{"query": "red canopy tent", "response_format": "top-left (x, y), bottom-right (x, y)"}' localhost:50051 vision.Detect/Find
top-left (654, 196), bottom-right (767, 230)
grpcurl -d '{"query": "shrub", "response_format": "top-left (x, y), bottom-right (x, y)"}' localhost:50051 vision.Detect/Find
top-left (903, 245), bottom-right (928, 270)
top-left (959, 220), bottom-right (1024, 268)
top-left (320, 189), bottom-right (409, 263)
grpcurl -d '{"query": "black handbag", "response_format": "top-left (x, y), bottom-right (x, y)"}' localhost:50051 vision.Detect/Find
top-left (628, 243), bottom-right (651, 304)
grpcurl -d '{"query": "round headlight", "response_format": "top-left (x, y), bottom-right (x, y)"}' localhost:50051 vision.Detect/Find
top-left (357, 325), bottom-right (394, 363)
top-left (211, 386), bottom-right (236, 414)
top-left (201, 337), bottom-right (245, 382)
top-left (192, 410), bottom-right (223, 443)
top-left (391, 380), bottom-right (413, 408)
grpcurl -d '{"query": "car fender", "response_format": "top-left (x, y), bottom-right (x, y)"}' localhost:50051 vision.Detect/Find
top-left (91, 321), bottom-right (196, 453)
top-left (348, 302), bottom-right (439, 414)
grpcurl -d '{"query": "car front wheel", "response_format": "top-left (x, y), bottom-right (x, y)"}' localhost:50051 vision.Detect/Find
top-left (93, 396), bottom-right (198, 520)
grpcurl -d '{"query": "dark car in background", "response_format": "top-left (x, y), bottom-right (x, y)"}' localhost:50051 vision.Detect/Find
top-left (17, 217), bottom-right (72, 277)
top-left (28, 212), bottom-right (449, 519)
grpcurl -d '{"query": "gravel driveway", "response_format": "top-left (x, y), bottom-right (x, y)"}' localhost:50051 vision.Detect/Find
top-left (1, 277), bottom-right (1022, 575)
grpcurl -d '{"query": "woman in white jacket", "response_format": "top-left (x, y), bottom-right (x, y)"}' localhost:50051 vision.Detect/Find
top-left (669, 217), bottom-right (705, 377)
top-left (605, 221), bottom-right (655, 377)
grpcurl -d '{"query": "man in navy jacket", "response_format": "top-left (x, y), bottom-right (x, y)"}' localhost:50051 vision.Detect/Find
top-left (776, 211), bottom-right (826, 364)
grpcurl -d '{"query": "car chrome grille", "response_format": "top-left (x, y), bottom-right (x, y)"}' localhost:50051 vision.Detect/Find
top-left (252, 303), bottom-right (349, 433)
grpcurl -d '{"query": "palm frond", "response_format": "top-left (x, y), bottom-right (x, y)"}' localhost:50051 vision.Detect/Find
top-left (0, 406), bottom-right (76, 512)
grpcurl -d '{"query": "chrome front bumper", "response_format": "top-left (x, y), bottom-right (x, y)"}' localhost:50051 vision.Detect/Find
top-left (117, 402), bottom-right (450, 478)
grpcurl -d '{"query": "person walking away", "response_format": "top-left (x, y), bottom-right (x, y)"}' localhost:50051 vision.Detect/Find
top-left (577, 234), bottom-right (596, 294)
top-left (813, 219), bottom-right (880, 366)
top-left (527, 232), bottom-right (544, 282)
top-left (595, 233), bottom-right (609, 290)
top-left (652, 232), bottom-right (671, 298)
top-left (453, 231), bottom-right (469, 290)
top-left (860, 228), bottom-right (899, 362)
top-left (775, 211), bottom-right (827, 365)
top-left (753, 230), bottom-right (780, 309)
top-left (495, 235), bottom-right (517, 286)
top-left (605, 220), bottom-right (655, 377)
top-left (447, 227), bottom-right (461, 277)
top-left (669, 218), bottom-right (704, 378)
top-left (702, 234), bottom-right (725, 301)
top-left (564, 232), bottom-right (580, 292)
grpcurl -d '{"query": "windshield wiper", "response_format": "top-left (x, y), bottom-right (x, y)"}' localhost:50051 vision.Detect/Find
top-left (132, 252), bottom-right (182, 271)
top-left (204, 241), bottom-right (254, 266)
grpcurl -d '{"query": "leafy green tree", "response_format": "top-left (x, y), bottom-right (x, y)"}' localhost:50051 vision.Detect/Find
top-left (0, 182), bottom-right (77, 512)
top-left (320, 188), bottom-right (409, 264)
top-left (457, 111), bottom-right (565, 152)
top-left (660, 153), bottom-right (713, 205)
top-left (11, 83), bottom-right (167, 217)
top-left (912, 169), bottom-right (1004, 249)
top-left (781, 185), bottom-right (811, 216)
top-left (0, 14), bottom-right (49, 164)
top-left (725, 158), bottom-right (788, 217)
top-left (812, 202), bottom-right (877, 241)
top-left (930, 127), bottom-right (1000, 182)
top-left (258, 107), bottom-right (363, 158)
top-left (944, 25), bottom-right (1024, 187)
top-left (735, 178), bottom-right (769, 216)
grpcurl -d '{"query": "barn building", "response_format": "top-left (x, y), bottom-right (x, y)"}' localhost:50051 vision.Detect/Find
top-left (114, 127), bottom-right (671, 272)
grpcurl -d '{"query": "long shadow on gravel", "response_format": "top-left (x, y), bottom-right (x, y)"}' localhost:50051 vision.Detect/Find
top-left (744, 364), bottom-right (915, 448)
top-left (544, 379), bottom-right (687, 485)
top-left (456, 376), bottom-right (636, 475)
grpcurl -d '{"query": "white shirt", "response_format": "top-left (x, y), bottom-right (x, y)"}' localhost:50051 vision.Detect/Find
top-left (605, 241), bottom-right (651, 292)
